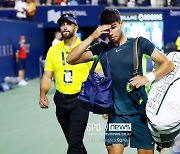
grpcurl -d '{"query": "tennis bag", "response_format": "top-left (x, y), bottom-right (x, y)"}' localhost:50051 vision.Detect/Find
top-left (146, 52), bottom-right (180, 145)
top-left (78, 51), bottom-right (114, 114)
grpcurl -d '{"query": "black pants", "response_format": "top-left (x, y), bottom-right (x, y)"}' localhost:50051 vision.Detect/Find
top-left (54, 90), bottom-right (89, 154)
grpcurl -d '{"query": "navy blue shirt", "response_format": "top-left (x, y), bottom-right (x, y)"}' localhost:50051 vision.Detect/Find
top-left (90, 37), bottom-right (155, 115)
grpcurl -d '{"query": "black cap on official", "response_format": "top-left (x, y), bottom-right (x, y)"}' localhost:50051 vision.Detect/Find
top-left (57, 13), bottom-right (77, 26)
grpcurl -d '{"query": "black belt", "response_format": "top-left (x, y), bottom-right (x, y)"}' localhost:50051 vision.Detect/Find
top-left (56, 90), bottom-right (80, 99)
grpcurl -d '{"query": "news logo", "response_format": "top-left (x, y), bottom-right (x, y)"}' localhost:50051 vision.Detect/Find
top-left (108, 123), bottom-right (131, 131)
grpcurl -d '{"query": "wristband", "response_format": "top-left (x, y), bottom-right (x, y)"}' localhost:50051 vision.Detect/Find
top-left (145, 72), bottom-right (155, 83)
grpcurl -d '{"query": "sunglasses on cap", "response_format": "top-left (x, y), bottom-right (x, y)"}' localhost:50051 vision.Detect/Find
top-left (57, 13), bottom-right (77, 25)
top-left (61, 13), bottom-right (76, 18)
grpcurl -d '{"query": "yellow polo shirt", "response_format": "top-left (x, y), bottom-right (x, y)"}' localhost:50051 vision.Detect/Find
top-left (45, 37), bottom-right (100, 94)
top-left (176, 36), bottom-right (180, 50)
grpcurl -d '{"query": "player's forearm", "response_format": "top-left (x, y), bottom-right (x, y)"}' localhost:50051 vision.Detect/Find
top-left (151, 49), bottom-right (174, 80)
top-left (67, 35), bottom-right (95, 64)
top-left (153, 60), bottom-right (174, 80)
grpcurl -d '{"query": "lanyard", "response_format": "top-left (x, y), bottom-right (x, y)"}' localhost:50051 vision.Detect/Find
top-left (61, 50), bottom-right (73, 84)
top-left (62, 50), bottom-right (65, 65)
top-left (61, 49), bottom-right (74, 71)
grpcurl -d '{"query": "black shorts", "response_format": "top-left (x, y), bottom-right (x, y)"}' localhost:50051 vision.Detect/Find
top-left (105, 114), bottom-right (154, 150)
top-left (17, 58), bottom-right (26, 70)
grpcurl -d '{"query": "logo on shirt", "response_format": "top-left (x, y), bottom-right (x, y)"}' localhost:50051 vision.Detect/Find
top-left (115, 49), bottom-right (122, 52)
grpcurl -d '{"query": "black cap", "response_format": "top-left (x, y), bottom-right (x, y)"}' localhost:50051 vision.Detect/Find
top-left (57, 13), bottom-right (77, 26)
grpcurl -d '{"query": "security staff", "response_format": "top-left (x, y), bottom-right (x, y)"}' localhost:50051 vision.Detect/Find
top-left (39, 13), bottom-right (101, 154)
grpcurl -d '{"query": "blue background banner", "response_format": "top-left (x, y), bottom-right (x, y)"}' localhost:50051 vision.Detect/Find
top-left (0, 6), bottom-right (180, 82)
top-left (35, 5), bottom-right (105, 27)
top-left (0, 6), bottom-right (179, 43)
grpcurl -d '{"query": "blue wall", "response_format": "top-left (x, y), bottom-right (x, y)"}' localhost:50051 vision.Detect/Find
top-left (163, 8), bottom-right (180, 43)
top-left (0, 20), bottom-right (44, 82)
top-left (35, 5), bottom-right (105, 27)
top-left (0, 6), bottom-right (180, 82)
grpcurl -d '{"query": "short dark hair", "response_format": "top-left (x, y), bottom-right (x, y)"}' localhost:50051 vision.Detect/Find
top-left (99, 8), bottom-right (121, 25)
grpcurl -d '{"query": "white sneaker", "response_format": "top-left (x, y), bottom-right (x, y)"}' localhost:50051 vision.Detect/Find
top-left (18, 80), bottom-right (28, 86)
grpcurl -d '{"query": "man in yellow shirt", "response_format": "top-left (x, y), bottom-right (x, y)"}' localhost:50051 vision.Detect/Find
top-left (39, 13), bottom-right (100, 154)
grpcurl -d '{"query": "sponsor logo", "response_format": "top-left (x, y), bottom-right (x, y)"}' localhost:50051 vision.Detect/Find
top-left (121, 13), bottom-right (163, 22)
top-left (47, 9), bottom-right (87, 24)
top-left (147, 53), bottom-right (180, 115)
top-left (0, 45), bottom-right (13, 57)
top-left (115, 49), bottom-right (122, 52)
top-left (47, 9), bottom-right (61, 24)
top-left (170, 10), bottom-right (180, 16)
